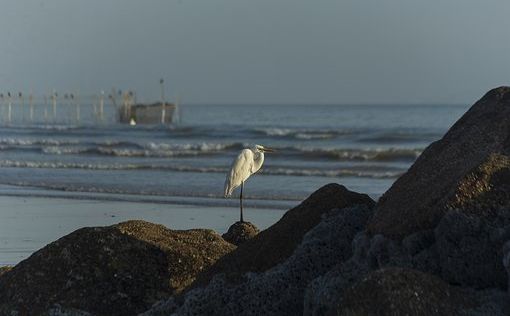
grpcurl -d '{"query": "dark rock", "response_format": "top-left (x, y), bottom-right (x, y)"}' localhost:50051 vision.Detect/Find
top-left (333, 268), bottom-right (507, 316)
top-left (193, 184), bottom-right (375, 288)
top-left (313, 205), bottom-right (510, 292)
top-left (410, 244), bottom-right (440, 276)
top-left (0, 220), bottom-right (235, 316)
top-left (149, 205), bottom-right (374, 316)
top-left (366, 234), bottom-right (409, 269)
top-left (140, 298), bottom-right (179, 316)
top-left (40, 304), bottom-right (93, 316)
top-left (0, 267), bottom-right (11, 278)
top-left (434, 209), bottom-right (510, 288)
top-left (222, 221), bottom-right (259, 246)
top-left (402, 230), bottom-right (435, 256)
top-left (362, 88), bottom-right (510, 289)
top-left (503, 241), bottom-right (510, 291)
top-left (356, 209), bottom-right (510, 290)
top-left (304, 232), bottom-right (372, 316)
top-left (368, 87), bottom-right (510, 239)
top-left (305, 232), bottom-right (508, 316)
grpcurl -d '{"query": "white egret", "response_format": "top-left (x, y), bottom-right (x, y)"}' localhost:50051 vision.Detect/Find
top-left (224, 144), bottom-right (275, 222)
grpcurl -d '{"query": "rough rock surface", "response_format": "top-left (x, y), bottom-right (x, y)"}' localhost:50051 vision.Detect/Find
top-left (304, 234), bottom-right (510, 316)
top-left (194, 183), bottom-right (375, 287)
top-left (435, 209), bottom-right (510, 288)
top-left (304, 232), bottom-right (372, 316)
top-left (222, 221), bottom-right (259, 246)
top-left (353, 87), bottom-right (510, 290)
top-left (0, 267), bottom-right (11, 278)
top-left (0, 220), bottom-right (235, 316)
top-left (314, 209), bottom-right (510, 291)
top-left (332, 268), bottom-right (509, 316)
top-left (503, 241), bottom-right (510, 291)
top-left (145, 205), bottom-right (374, 316)
top-left (336, 268), bottom-right (471, 315)
top-left (368, 86), bottom-right (510, 239)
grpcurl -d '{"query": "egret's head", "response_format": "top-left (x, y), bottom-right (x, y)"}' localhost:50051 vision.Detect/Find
top-left (254, 144), bottom-right (275, 153)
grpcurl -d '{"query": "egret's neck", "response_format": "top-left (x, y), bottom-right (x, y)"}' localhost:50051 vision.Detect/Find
top-left (252, 151), bottom-right (265, 173)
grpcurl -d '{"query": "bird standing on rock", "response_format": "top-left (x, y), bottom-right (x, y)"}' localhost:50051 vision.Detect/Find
top-left (224, 145), bottom-right (275, 222)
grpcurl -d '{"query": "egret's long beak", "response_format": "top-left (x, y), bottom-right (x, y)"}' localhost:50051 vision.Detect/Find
top-left (262, 147), bottom-right (276, 153)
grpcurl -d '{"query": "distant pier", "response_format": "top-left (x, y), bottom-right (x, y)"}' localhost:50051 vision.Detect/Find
top-left (0, 85), bottom-right (179, 126)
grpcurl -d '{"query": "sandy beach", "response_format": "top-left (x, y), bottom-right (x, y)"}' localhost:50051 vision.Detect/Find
top-left (0, 195), bottom-right (286, 266)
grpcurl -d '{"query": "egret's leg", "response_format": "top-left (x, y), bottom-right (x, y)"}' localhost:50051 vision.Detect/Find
top-left (240, 182), bottom-right (244, 222)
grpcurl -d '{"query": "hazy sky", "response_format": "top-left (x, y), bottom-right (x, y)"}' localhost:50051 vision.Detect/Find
top-left (1, 0), bottom-right (509, 104)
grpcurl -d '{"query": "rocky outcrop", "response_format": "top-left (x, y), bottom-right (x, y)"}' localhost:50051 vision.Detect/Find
top-left (145, 205), bottom-right (375, 316)
top-left (368, 86), bottom-right (510, 239)
top-left (360, 87), bottom-right (510, 290)
top-left (0, 220), bottom-right (235, 316)
top-left (300, 88), bottom-right (510, 315)
top-left (222, 221), bottom-right (259, 246)
top-left (193, 184), bottom-right (375, 288)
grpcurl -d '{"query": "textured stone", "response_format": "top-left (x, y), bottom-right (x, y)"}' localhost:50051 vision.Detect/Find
top-left (0, 267), bottom-right (11, 278)
top-left (402, 229), bottom-right (435, 256)
top-left (368, 87), bottom-right (510, 239)
top-left (305, 230), bottom-right (509, 316)
top-left (333, 268), bottom-right (503, 316)
top-left (222, 221), bottom-right (259, 246)
top-left (434, 209), bottom-right (510, 288)
top-left (503, 241), bottom-right (510, 291)
top-left (0, 220), bottom-right (235, 316)
top-left (303, 232), bottom-right (372, 316)
top-left (145, 205), bottom-right (374, 316)
top-left (194, 183), bottom-right (375, 287)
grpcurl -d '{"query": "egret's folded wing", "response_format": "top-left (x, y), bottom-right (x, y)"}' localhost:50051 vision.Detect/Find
top-left (224, 149), bottom-right (254, 197)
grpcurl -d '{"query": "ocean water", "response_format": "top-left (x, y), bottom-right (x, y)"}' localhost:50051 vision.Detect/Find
top-left (0, 103), bottom-right (469, 209)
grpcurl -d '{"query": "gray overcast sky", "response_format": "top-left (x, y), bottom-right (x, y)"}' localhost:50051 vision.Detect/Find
top-left (0, 0), bottom-right (509, 104)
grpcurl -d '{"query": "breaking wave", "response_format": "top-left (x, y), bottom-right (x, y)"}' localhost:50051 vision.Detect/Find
top-left (0, 136), bottom-right (421, 162)
top-left (0, 138), bottom-right (80, 146)
top-left (254, 128), bottom-right (349, 140)
top-left (253, 127), bottom-right (439, 145)
top-left (287, 146), bottom-right (422, 162)
top-left (0, 159), bottom-right (403, 179)
top-left (357, 132), bottom-right (441, 143)
top-left (0, 138), bottom-right (246, 157)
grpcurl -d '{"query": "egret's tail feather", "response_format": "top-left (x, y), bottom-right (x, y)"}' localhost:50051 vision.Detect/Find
top-left (224, 182), bottom-right (233, 198)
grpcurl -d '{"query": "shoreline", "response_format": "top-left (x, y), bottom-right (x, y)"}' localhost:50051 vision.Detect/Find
top-left (0, 195), bottom-right (286, 266)
top-left (0, 184), bottom-right (301, 210)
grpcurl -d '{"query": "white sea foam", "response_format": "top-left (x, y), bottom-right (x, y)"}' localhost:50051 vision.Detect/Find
top-left (0, 159), bottom-right (402, 179)
top-left (0, 138), bottom-right (79, 146)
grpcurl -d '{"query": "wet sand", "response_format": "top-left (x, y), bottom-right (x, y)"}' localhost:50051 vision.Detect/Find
top-left (0, 196), bottom-right (286, 265)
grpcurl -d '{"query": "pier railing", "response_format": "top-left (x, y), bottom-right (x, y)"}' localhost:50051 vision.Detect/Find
top-left (0, 92), bottom-right (177, 126)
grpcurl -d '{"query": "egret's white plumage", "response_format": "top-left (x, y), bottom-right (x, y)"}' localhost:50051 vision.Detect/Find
top-left (224, 144), bottom-right (274, 221)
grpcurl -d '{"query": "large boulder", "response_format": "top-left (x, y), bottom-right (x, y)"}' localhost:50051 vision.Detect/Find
top-left (368, 86), bottom-right (510, 239)
top-left (193, 183), bottom-right (375, 287)
top-left (0, 220), bottom-right (235, 316)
